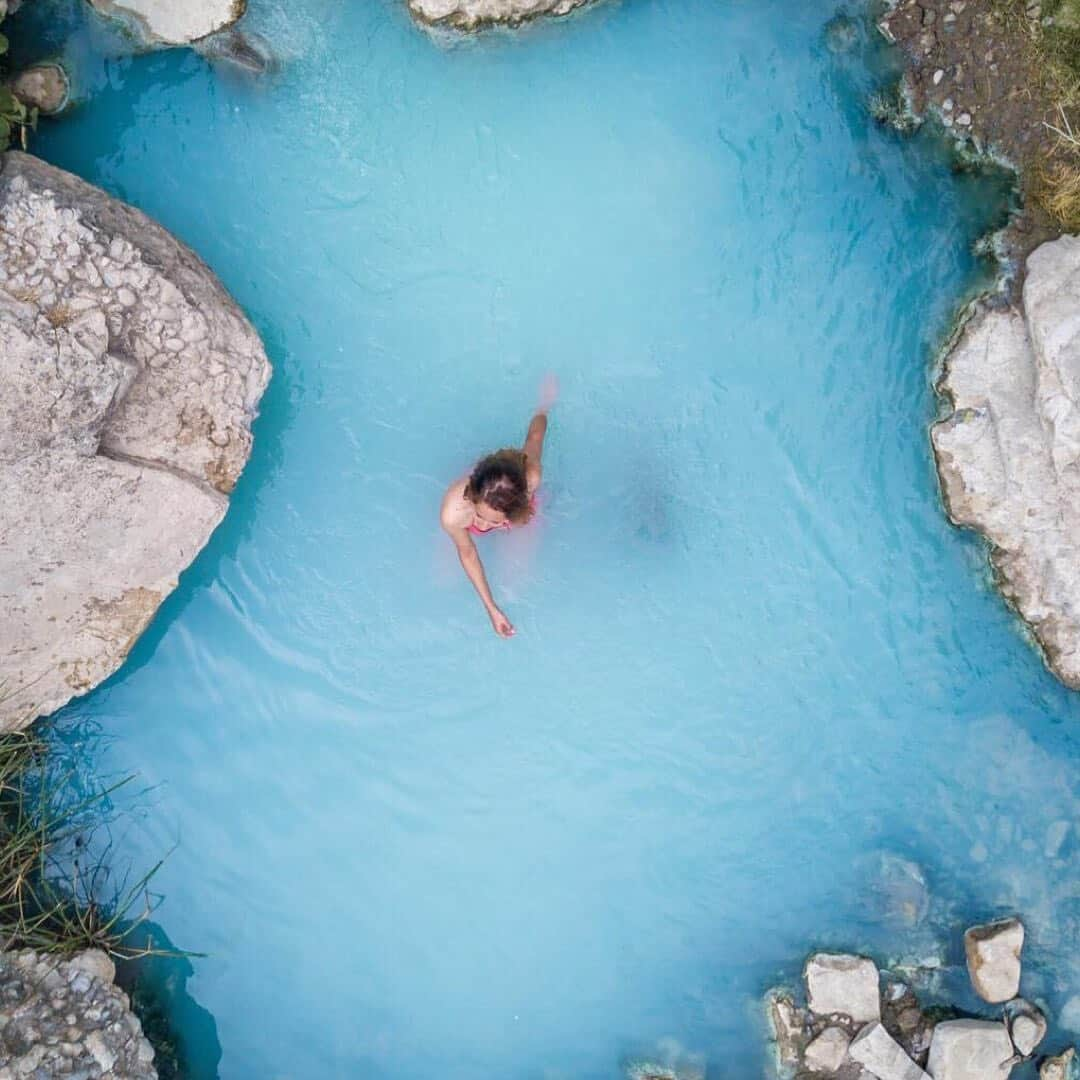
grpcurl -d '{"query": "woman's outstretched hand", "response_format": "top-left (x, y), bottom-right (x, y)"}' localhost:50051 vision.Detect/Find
top-left (537, 373), bottom-right (559, 414)
top-left (489, 607), bottom-right (515, 638)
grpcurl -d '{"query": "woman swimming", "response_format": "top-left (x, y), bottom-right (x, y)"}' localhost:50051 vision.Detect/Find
top-left (440, 376), bottom-right (557, 637)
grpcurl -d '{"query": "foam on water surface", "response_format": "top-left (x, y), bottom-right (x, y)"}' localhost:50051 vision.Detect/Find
top-left (14, 0), bottom-right (1080, 1076)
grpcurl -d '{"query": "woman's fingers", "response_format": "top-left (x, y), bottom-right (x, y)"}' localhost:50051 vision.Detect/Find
top-left (538, 372), bottom-right (559, 412)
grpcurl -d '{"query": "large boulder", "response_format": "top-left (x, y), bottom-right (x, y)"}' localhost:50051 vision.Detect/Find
top-left (805, 953), bottom-right (881, 1023)
top-left (0, 151), bottom-right (270, 728)
top-left (963, 918), bottom-right (1024, 1004)
top-left (86, 0), bottom-right (246, 46)
top-left (932, 235), bottom-right (1080, 690)
top-left (925, 1019), bottom-right (1013, 1080)
top-left (406, 0), bottom-right (594, 30)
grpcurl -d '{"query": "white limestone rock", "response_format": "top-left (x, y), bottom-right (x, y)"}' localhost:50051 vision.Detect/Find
top-left (87, 0), bottom-right (246, 46)
top-left (848, 1022), bottom-right (930, 1080)
top-left (407, 0), bottom-right (595, 30)
top-left (0, 151), bottom-right (270, 728)
top-left (1009, 1013), bottom-right (1044, 1056)
top-left (963, 918), bottom-right (1024, 1003)
top-left (805, 953), bottom-right (881, 1023)
top-left (1007, 1000), bottom-right (1046, 1056)
top-left (926, 1019), bottom-right (1013, 1080)
top-left (1042, 1048), bottom-right (1078, 1080)
top-left (932, 235), bottom-right (1080, 690)
top-left (804, 1026), bottom-right (851, 1073)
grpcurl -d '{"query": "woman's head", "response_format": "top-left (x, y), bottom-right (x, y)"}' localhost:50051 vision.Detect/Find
top-left (466, 449), bottom-right (532, 526)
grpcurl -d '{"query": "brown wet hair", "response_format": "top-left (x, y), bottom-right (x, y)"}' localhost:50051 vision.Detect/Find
top-left (465, 448), bottom-right (532, 524)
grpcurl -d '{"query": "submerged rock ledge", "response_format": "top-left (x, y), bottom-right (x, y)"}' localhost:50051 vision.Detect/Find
top-left (933, 235), bottom-right (1080, 690)
top-left (0, 152), bottom-right (270, 729)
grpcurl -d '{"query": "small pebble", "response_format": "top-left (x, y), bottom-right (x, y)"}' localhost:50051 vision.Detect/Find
top-left (958, 112), bottom-right (971, 126)
top-left (933, 68), bottom-right (945, 85)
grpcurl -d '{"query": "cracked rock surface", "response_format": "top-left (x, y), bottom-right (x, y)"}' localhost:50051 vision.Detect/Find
top-left (0, 949), bottom-right (156, 1079)
top-left (0, 151), bottom-right (270, 728)
top-left (933, 235), bottom-right (1080, 691)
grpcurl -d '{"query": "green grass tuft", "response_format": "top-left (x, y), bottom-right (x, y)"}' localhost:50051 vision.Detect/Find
top-left (0, 725), bottom-right (165, 957)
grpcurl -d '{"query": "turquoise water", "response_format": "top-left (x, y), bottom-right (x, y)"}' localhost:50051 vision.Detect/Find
top-left (16, 0), bottom-right (1080, 1075)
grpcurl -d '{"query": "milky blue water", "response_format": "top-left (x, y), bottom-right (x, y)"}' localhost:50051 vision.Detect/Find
top-left (15, 0), bottom-right (1080, 1075)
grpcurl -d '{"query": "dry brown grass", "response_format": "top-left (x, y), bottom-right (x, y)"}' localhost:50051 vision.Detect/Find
top-left (6, 285), bottom-right (39, 304)
top-left (1034, 158), bottom-right (1080, 227)
top-left (44, 303), bottom-right (74, 329)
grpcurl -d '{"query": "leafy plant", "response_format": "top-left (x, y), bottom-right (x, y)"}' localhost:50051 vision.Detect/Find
top-left (0, 11), bottom-right (39, 151)
top-left (0, 84), bottom-right (36, 151)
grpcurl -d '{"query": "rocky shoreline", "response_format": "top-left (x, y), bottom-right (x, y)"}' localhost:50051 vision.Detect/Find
top-left (878, 0), bottom-right (1070, 277)
top-left (767, 917), bottom-right (1074, 1080)
top-left (874, 0), bottom-right (1080, 691)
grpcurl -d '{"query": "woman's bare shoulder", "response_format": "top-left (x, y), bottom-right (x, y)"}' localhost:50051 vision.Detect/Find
top-left (440, 476), bottom-right (472, 530)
